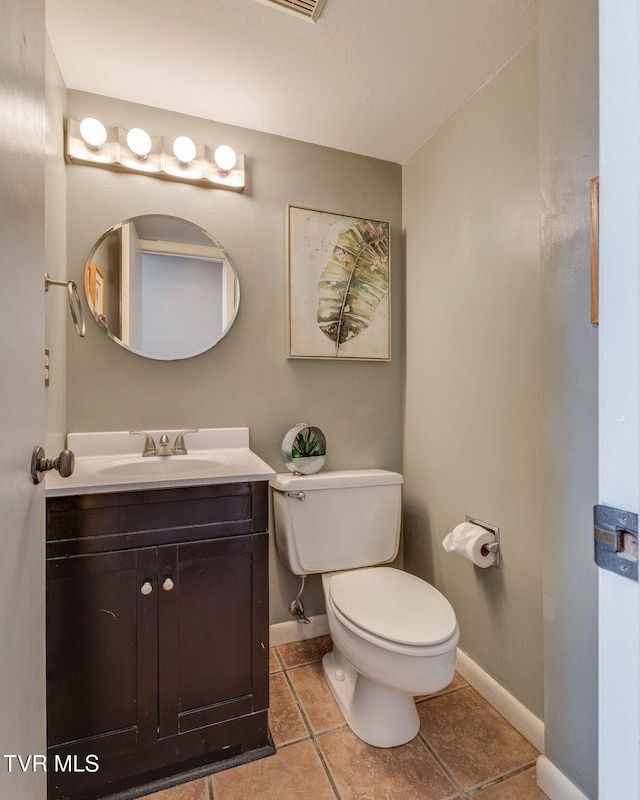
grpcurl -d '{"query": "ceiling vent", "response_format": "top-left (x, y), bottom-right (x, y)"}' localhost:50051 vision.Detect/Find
top-left (255, 0), bottom-right (327, 22)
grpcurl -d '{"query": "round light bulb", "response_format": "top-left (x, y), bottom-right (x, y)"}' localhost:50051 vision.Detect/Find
top-left (214, 145), bottom-right (237, 175)
top-left (173, 136), bottom-right (197, 166)
top-left (126, 127), bottom-right (152, 159)
top-left (79, 117), bottom-right (107, 150)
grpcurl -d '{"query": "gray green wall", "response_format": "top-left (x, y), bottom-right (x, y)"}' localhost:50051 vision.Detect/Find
top-left (64, 90), bottom-right (403, 624)
top-left (402, 39), bottom-right (544, 719)
top-left (402, 9), bottom-right (600, 795)
top-left (539, 0), bottom-right (599, 796)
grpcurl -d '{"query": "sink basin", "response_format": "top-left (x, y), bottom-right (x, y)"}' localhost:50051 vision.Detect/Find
top-left (44, 428), bottom-right (276, 497)
top-left (96, 456), bottom-right (225, 479)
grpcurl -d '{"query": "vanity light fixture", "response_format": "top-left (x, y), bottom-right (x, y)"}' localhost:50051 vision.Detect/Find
top-left (126, 127), bottom-right (153, 160)
top-left (79, 117), bottom-right (107, 151)
top-left (65, 117), bottom-right (246, 192)
top-left (214, 145), bottom-right (237, 175)
top-left (173, 135), bottom-right (197, 167)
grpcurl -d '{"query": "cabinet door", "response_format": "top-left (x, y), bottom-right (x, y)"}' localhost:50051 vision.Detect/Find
top-left (157, 533), bottom-right (268, 738)
top-left (46, 547), bottom-right (158, 755)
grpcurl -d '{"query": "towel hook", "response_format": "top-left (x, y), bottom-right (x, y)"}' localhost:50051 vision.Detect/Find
top-left (45, 272), bottom-right (85, 337)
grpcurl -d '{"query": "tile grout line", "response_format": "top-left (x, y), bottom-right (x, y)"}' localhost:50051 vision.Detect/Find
top-left (280, 660), bottom-right (315, 740)
top-left (417, 730), bottom-right (466, 796)
top-left (412, 680), bottom-right (472, 797)
top-left (269, 646), bottom-right (318, 748)
top-left (271, 645), bottom-right (286, 673)
top-left (417, 725), bottom-right (541, 799)
top-left (464, 760), bottom-right (540, 796)
top-left (308, 733), bottom-right (342, 800)
top-left (280, 654), bottom-right (342, 800)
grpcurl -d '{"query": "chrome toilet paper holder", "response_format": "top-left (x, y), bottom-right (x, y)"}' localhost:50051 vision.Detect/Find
top-left (466, 514), bottom-right (500, 568)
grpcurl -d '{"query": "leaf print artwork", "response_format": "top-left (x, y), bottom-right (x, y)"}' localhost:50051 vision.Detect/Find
top-left (316, 220), bottom-right (389, 356)
top-left (287, 207), bottom-right (390, 360)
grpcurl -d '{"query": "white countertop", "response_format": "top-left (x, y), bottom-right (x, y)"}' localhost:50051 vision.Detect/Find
top-left (45, 428), bottom-right (276, 497)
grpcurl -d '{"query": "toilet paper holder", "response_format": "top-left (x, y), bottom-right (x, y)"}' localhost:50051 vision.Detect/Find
top-left (466, 515), bottom-right (501, 568)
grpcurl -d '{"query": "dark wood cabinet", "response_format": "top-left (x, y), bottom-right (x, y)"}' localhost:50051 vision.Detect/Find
top-left (46, 481), bottom-right (272, 800)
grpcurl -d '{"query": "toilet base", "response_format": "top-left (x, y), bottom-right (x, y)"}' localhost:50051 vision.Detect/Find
top-left (322, 649), bottom-right (420, 748)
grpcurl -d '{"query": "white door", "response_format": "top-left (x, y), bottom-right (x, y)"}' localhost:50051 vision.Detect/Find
top-left (0, 1), bottom-right (47, 798)
top-left (598, 2), bottom-right (640, 799)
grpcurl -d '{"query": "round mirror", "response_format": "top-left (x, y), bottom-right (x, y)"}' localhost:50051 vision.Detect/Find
top-left (84, 214), bottom-right (240, 360)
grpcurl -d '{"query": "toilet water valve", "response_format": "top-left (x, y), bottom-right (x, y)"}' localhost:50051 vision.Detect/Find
top-left (289, 598), bottom-right (309, 622)
top-left (289, 577), bottom-right (310, 623)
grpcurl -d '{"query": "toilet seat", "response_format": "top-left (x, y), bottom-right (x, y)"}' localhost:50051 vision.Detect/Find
top-left (327, 567), bottom-right (459, 656)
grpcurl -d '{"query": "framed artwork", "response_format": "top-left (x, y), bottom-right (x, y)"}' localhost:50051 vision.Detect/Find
top-left (286, 206), bottom-right (390, 360)
top-left (590, 176), bottom-right (599, 325)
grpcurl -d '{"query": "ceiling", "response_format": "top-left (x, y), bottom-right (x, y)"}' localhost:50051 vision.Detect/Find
top-left (46, 0), bottom-right (538, 164)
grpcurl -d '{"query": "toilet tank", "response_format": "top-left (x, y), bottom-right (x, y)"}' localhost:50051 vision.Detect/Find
top-left (270, 469), bottom-right (403, 576)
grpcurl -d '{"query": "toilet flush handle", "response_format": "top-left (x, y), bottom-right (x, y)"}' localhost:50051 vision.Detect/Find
top-left (286, 491), bottom-right (306, 501)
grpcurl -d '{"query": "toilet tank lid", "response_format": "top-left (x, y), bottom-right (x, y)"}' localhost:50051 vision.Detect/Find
top-left (270, 469), bottom-right (403, 492)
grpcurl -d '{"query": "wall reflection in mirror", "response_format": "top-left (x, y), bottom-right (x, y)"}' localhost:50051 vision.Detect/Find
top-left (84, 215), bottom-right (240, 360)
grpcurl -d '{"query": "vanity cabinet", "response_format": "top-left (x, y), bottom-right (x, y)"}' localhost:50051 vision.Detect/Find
top-left (46, 481), bottom-right (272, 800)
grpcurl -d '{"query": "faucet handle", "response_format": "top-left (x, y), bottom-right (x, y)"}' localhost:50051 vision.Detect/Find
top-left (172, 428), bottom-right (199, 455)
top-left (130, 430), bottom-right (157, 457)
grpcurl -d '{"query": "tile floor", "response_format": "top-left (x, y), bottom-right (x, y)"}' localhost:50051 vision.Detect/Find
top-left (141, 636), bottom-right (549, 800)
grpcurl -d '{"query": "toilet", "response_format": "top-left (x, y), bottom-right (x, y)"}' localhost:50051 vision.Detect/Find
top-left (270, 469), bottom-right (459, 748)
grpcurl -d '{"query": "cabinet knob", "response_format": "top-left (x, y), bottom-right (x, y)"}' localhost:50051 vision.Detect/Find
top-left (141, 581), bottom-right (153, 596)
top-left (162, 577), bottom-right (175, 592)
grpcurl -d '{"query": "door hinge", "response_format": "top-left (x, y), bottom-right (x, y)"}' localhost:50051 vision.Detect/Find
top-left (594, 504), bottom-right (638, 581)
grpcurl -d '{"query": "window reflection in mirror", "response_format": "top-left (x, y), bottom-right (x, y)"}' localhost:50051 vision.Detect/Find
top-left (84, 215), bottom-right (240, 360)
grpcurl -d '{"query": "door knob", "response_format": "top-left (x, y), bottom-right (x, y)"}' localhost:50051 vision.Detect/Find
top-left (162, 578), bottom-right (175, 592)
top-left (140, 582), bottom-right (153, 596)
top-left (31, 446), bottom-right (75, 485)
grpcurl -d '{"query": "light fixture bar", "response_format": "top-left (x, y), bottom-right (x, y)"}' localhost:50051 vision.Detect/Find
top-left (65, 118), bottom-right (246, 192)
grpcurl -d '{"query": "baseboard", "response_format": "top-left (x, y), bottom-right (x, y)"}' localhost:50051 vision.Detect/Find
top-left (455, 648), bottom-right (545, 753)
top-left (536, 756), bottom-right (592, 800)
top-left (269, 613), bottom-right (330, 646)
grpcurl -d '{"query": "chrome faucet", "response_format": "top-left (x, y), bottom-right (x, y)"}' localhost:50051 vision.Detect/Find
top-left (130, 430), bottom-right (158, 457)
top-left (130, 429), bottom-right (199, 457)
top-left (156, 435), bottom-right (173, 456)
top-left (172, 428), bottom-right (198, 455)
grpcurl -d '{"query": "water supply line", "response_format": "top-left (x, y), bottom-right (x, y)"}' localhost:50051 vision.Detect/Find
top-left (289, 576), bottom-right (310, 623)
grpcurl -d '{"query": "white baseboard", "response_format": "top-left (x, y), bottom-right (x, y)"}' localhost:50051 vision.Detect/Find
top-left (269, 613), bottom-right (330, 646)
top-left (536, 756), bottom-right (591, 800)
top-left (455, 648), bottom-right (545, 753)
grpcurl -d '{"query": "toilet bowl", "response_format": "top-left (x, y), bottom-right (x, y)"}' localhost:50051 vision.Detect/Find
top-left (269, 469), bottom-right (459, 748)
top-left (321, 568), bottom-right (459, 747)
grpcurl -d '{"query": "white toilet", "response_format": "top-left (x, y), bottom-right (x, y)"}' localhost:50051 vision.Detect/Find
top-left (270, 469), bottom-right (459, 748)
